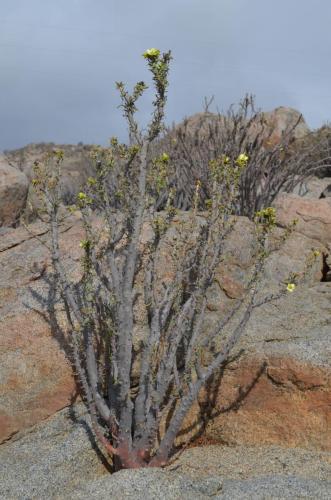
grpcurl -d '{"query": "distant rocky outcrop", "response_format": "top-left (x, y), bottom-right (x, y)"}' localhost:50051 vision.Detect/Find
top-left (259, 106), bottom-right (310, 146)
top-left (3, 143), bottom-right (96, 224)
top-left (0, 155), bottom-right (29, 227)
top-left (149, 105), bottom-right (325, 212)
top-left (0, 105), bottom-right (317, 228)
top-left (172, 106), bottom-right (309, 146)
top-left (292, 176), bottom-right (331, 198)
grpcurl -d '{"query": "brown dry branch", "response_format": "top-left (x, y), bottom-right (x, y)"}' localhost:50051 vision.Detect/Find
top-left (149, 95), bottom-right (331, 217)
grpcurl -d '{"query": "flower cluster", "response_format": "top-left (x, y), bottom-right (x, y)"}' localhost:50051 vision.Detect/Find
top-left (77, 191), bottom-right (93, 207)
top-left (149, 152), bottom-right (170, 194)
top-left (236, 153), bottom-right (249, 167)
top-left (142, 48), bottom-right (160, 60)
top-left (255, 207), bottom-right (276, 230)
top-left (79, 239), bottom-right (91, 250)
top-left (161, 152), bottom-right (169, 162)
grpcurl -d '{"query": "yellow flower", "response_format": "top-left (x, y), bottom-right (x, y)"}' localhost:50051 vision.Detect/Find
top-left (110, 136), bottom-right (118, 147)
top-left (77, 192), bottom-right (87, 200)
top-left (313, 249), bottom-right (320, 257)
top-left (255, 207), bottom-right (276, 227)
top-left (236, 153), bottom-right (249, 166)
top-left (286, 283), bottom-right (296, 292)
top-left (87, 177), bottom-right (96, 186)
top-left (79, 239), bottom-right (91, 250)
top-left (142, 48), bottom-right (160, 60)
top-left (161, 152), bottom-right (169, 162)
top-left (52, 149), bottom-right (64, 161)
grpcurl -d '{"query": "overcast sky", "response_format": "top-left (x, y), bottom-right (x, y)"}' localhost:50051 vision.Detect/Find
top-left (1, 0), bottom-right (330, 151)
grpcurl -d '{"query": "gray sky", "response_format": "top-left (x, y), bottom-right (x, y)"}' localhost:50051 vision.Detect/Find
top-left (1, 0), bottom-right (330, 151)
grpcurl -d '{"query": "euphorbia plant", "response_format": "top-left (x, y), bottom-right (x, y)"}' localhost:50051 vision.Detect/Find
top-left (31, 49), bottom-right (302, 470)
